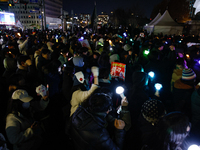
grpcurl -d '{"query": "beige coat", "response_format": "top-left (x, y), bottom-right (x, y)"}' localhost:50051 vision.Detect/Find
top-left (70, 84), bottom-right (98, 116)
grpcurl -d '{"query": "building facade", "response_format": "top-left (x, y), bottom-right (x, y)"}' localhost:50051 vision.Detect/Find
top-left (44, 0), bottom-right (62, 18)
top-left (7, 0), bottom-right (63, 29)
top-left (188, 0), bottom-right (195, 18)
top-left (8, 0), bottom-right (41, 29)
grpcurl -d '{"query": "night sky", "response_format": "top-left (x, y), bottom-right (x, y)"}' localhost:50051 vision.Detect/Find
top-left (63, 0), bottom-right (163, 18)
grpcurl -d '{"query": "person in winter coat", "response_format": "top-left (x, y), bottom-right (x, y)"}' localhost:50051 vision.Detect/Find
top-left (70, 67), bottom-right (99, 116)
top-left (36, 49), bottom-right (51, 84)
top-left (16, 55), bottom-right (36, 84)
top-left (128, 69), bottom-right (149, 122)
top-left (142, 112), bottom-right (191, 150)
top-left (5, 89), bottom-right (49, 150)
top-left (2, 52), bottom-right (17, 80)
top-left (18, 37), bottom-right (28, 55)
top-left (172, 68), bottom-right (196, 116)
top-left (138, 99), bottom-right (166, 148)
top-left (190, 86), bottom-right (200, 144)
top-left (70, 92), bottom-right (127, 150)
top-left (171, 58), bottom-right (187, 92)
top-left (58, 47), bottom-right (69, 67)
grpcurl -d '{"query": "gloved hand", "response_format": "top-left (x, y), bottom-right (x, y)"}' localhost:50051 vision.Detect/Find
top-left (91, 66), bottom-right (99, 77)
top-left (36, 84), bottom-right (47, 97)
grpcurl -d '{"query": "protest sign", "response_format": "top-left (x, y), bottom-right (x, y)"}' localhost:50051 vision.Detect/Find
top-left (110, 62), bottom-right (126, 81)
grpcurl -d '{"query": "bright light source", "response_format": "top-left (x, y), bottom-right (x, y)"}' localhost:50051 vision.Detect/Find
top-left (81, 37), bottom-right (84, 40)
top-left (130, 38), bottom-right (133, 42)
top-left (116, 86), bottom-right (124, 94)
top-left (198, 60), bottom-right (200, 64)
top-left (186, 54), bottom-right (190, 58)
top-left (144, 50), bottom-right (150, 55)
top-left (84, 32), bottom-right (86, 34)
top-left (123, 33), bottom-right (127, 37)
top-left (155, 83), bottom-right (163, 91)
top-left (188, 145), bottom-right (200, 150)
top-left (179, 41), bottom-right (181, 43)
top-left (148, 71), bottom-right (155, 78)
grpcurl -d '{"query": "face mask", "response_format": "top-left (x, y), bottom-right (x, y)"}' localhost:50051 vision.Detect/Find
top-left (22, 102), bottom-right (30, 109)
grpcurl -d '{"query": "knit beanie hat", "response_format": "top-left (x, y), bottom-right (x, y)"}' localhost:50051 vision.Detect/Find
top-left (73, 71), bottom-right (84, 86)
top-left (182, 68), bottom-right (196, 81)
top-left (73, 56), bottom-right (84, 67)
top-left (141, 99), bottom-right (166, 124)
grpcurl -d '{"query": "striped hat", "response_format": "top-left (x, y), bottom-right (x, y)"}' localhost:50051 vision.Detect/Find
top-left (182, 68), bottom-right (196, 81)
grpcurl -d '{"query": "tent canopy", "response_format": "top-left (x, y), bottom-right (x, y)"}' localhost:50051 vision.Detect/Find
top-left (148, 13), bottom-right (161, 26)
top-left (153, 10), bottom-right (180, 26)
top-left (144, 10), bottom-right (183, 35)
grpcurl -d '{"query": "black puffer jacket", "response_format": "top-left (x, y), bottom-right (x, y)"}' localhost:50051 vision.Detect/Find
top-left (70, 106), bottom-right (125, 150)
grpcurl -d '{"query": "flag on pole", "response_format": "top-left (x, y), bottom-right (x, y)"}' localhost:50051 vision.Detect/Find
top-left (15, 20), bottom-right (24, 30)
top-left (193, 0), bottom-right (200, 15)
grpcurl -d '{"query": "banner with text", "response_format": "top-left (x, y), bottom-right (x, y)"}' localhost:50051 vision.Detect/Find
top-left (110, 62), bottom-right (126, 81)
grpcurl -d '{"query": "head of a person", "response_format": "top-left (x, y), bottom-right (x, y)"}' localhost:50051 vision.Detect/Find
top-left (123, 44), bottom-right (132, 52)
top-left (88, 92), bottom-right (112, 114)
top-left (7, 89), bottom-right (33, 116)
top-left (155, 42), bottom-right (164, 51)
top-left (73, 71), bottom-right (85, 86)
top-left (93, 51), bottom-right (100, 60)
top-left (18, 38), bottom-right (24, 45)
top-left (79, 47), bottom-right (88, 55)
top-left (176, 58), bottom-right (186, 69)
top-left (99, 68), bottom-right (111, 80)
top-left (3, 57), bottom-right (17, 71)
top-left (98, 52), bottom-right (110, 68)
top-left (17, 55), bottom-right (31, 68)
top-left (157, 112), bottom-right (191, 150)
top-left (41, 48), bottom-right (51, 60)
top-left (8, 73), bottom-right (26, 88)
top-left (141, 99), bottom-right (166, 125)
top-left (61, 47), bottom-right (69, 57)
top-left (132, 64), bottom-right (144, 72)
top-left (5, 48), bottom-right (18, 59)
top-left (7, 41), bottom-right (15, 49)
top-left (148, 50), bottom-right (159, 61)
top-left (132, 71), bottom-right (149, 89)
top-left (46, 59), bottom-right (62, 74)
top-left (73, 56), bottom-right (84, 68)
top-left (181, 68), bottom-right (196, 85)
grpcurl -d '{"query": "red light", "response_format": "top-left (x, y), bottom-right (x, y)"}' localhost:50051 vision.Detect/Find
top-left (150, 18), bottom-right (152, 20)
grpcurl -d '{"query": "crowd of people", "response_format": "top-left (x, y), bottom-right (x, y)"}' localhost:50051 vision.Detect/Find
top-left (0, 28), bottom-right (200, 150)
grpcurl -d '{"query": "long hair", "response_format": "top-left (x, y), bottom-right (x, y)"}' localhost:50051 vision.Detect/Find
top-left (157, 112), bottom-right (191, 150)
